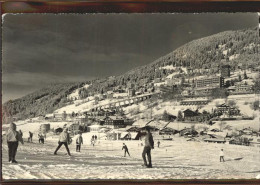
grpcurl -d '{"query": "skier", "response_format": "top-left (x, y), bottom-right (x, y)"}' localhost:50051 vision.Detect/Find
top-left (38, 134), bottom-right (44, 144)
top-left (122, 143), bottom-right (130, 157)
top-left (28, 131), bottom-right (33, 142)
top-left (157, 140), bottom-right (160, 148)
top-left (6, 123), bottom-right (24, 163)
top-left (142, 127), bottom-right (154, 168)
top-left (54, 128), bottom-right (71, 156)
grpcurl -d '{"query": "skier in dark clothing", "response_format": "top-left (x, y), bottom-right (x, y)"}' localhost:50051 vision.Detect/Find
top-left (122, 143), bottom-right (130, 157)
top-left (6, 123), bottom-right (24, 163)
top-left (28, 131), bottom-right (33, 142)
top-left (157, 140), bottom-right (160, 148)
top-left (142, 127), bottom-right (154, 168)
top-left (54, 128), bottom-right (71, 156)
top-left (38, 134), bottom-right (44, 144)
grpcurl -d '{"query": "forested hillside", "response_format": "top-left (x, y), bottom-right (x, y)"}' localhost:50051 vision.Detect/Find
top-left (3, 27), bottom-right (259, 123)
top-left (2, 83), bottom-right (85, 123)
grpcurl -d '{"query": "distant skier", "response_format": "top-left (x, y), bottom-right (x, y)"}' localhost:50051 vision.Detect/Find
top-left (91, 138), bottom-right (95, 147)
top-left (38, 134), bottom-right (44, 144)
top-left (122, 143), bottom-right (130, 157)
top-left (95, 135), bottom-right (97, 140)
top-left (54, 128), bottom-right (71, 156)
top-left (220, 149), bottom-right (225, 162)
top-left (142, 127), bottom-right (154, 168)
top-left (6, 123), bottom-right (24, 163)
top-left (76, 132), bottom-right (83, 152)
top-left (157, 140), bottom-right (160, 148)
top-left (28, 131), bottom-right (33, 142)
top-left (19, 130), bottom-right (23, 142)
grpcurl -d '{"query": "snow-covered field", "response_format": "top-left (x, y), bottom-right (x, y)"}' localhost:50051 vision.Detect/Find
top-left (2, 135), bottom-right (260, 179)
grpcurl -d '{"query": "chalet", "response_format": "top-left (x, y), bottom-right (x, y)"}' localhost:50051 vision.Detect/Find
top-left (216, 103), bottom-right (240, 115)
top-left (179, 128), bottom-right (198, 137)
top-left (126, 126), bottom-right (141, 132)
top-left (103, 116), bottom-right (125, 129)
top-left (140, 125), bottom-right (159, 132)
top-left (183, 109), bottom-right (210, 122)
top-left (159, 127), bottom-right (179, 135)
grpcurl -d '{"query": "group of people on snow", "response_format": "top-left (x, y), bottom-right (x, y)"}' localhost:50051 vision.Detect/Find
top-left (5, 122), bottom-right (226, 167)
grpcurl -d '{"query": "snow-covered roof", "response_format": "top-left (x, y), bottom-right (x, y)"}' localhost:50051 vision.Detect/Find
top-left (132, 119), bottom-right (152, 127)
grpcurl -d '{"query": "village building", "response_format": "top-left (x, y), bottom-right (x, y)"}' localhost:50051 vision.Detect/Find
top-left (159, 127), bottom-right (179, 135)
top-left (195, 76), bottom-right (224, 96)
top-left (179, 128), bottom-right (198, 137)
top-left (128, 88), bottom-right (135, 97)
top-left (183, 109), bottom-right (210, 122)
top-left (216, 103), bottom-right (240, 116)
top-left (180, 99), bottom-right (209, 106)
top-left (220, 65), bottom-right (231, 77)
top-left (233, 83), bottom-right (253, 94)
top-left (103, 116), bottom-right (125, 129)
top-left (74, 115), bottom-right (88, 124)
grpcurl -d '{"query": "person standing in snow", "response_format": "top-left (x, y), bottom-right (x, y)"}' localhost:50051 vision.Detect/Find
top-left (28, 131), bottom-right (33, 142)
top-left (19, 130), bottom-right (23, 142)
top-left (91, 138), bottom-right (95, 147)
top-left (157, 140), bottom-right (161, 148)
top-left (142, 127), bottom-right (154, 168)
top-left (76, 132), bottom-right (83, 152)
top-left (6, 123), bottom-right (24, 163)
top-left (54, 128), bottom-right (71, 156)
top-left (38, 134), bottom-right (44, 144)
top-left (220, 149), bottom-right (225, 162)
top-left (122, 143), bottom-right (130, 157)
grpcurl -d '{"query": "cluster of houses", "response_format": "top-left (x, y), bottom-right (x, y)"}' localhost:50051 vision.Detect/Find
top-left (178, 102), bottom-right (241, 123)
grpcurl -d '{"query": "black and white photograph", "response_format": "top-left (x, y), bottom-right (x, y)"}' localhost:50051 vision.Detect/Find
top-left (2, 13), bottom-right (260, 179)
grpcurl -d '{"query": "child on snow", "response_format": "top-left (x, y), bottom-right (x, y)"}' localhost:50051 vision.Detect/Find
top-left (76, 132), bottom-right (83, 152)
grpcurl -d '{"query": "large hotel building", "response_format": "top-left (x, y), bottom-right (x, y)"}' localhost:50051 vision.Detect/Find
top-left (195, 76), bottom-right (224, 95)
